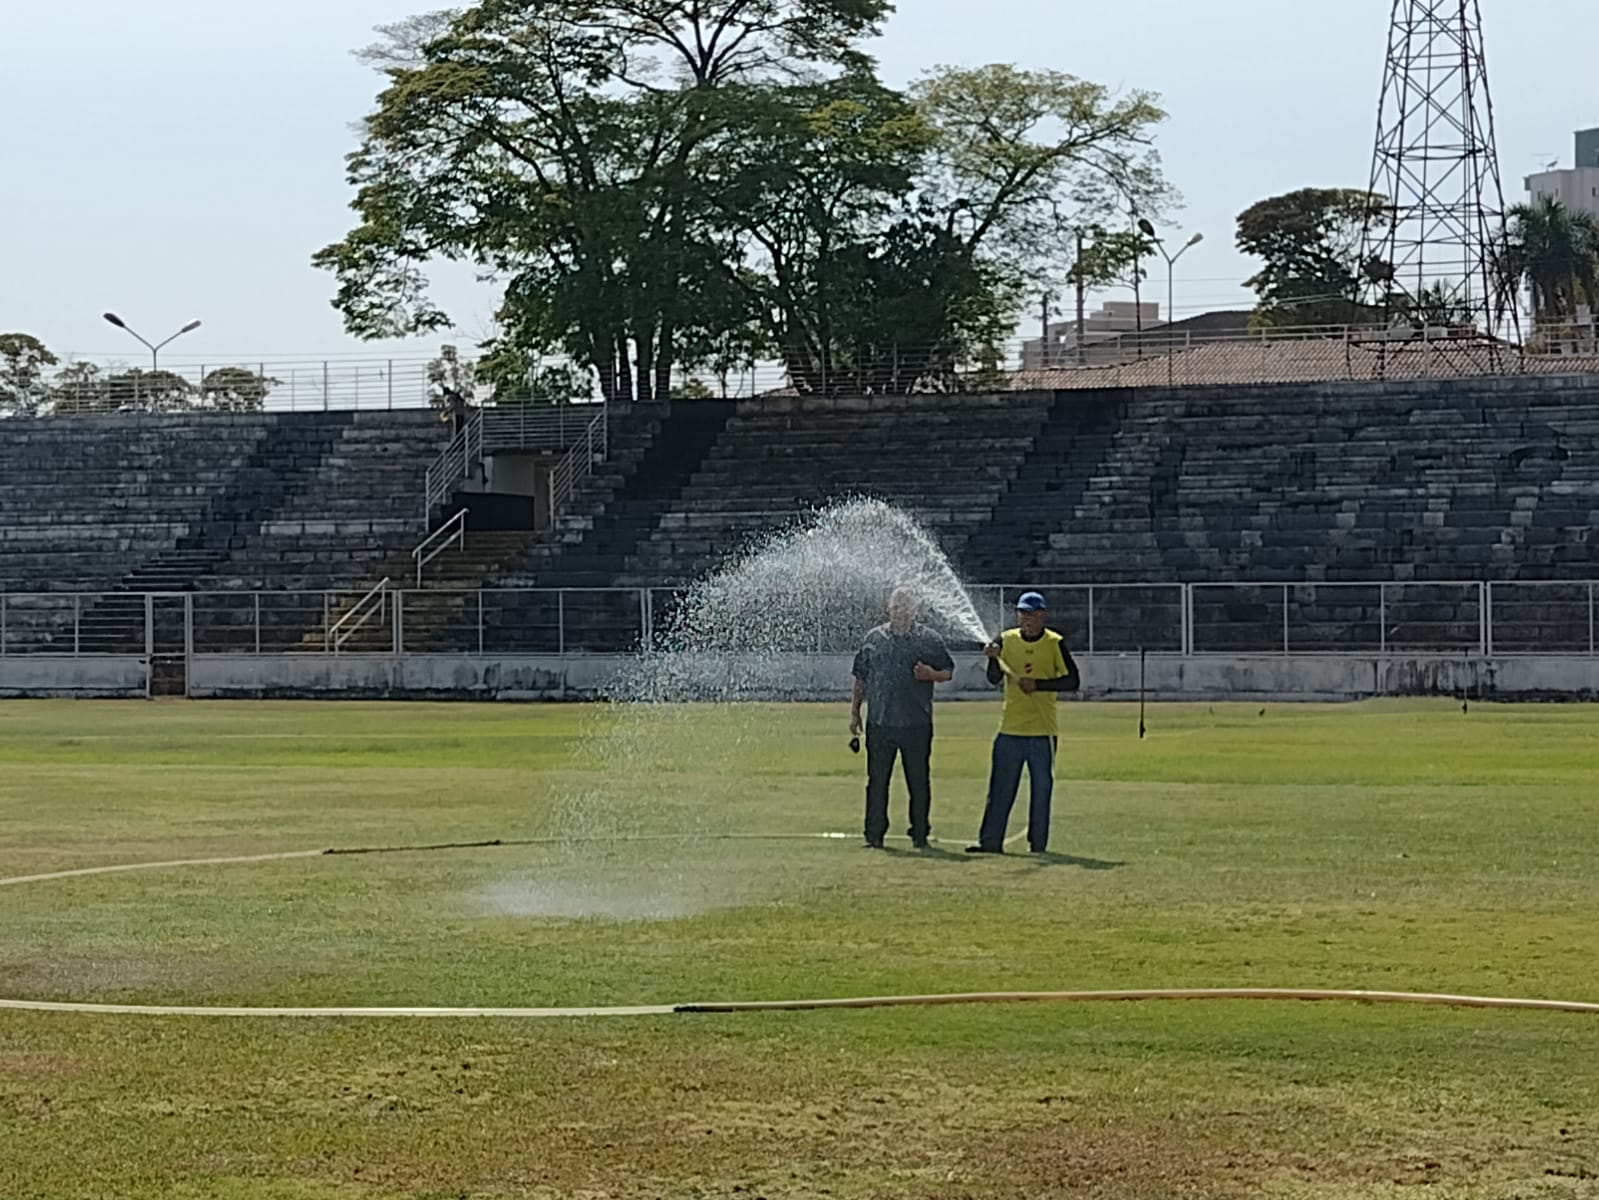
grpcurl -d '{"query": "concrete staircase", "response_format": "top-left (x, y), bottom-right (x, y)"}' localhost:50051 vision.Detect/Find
top-left (297, 531), bottom-right (535, 653)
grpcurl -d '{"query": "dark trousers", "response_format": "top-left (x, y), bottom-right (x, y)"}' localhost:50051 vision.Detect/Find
top-left (976, 734), bottom-right (1057, 852)
top-left (864, 724), bottom-right (933, 845)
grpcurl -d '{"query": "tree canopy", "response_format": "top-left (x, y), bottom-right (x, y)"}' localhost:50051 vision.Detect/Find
top-left (1501, 196), bottom-right (1599, 333)
top-left (0, 336), bottom-right (276, 415)
top-left (0, 334), bottom-right (59, 417)
top-left (1236, 188), bottom-right (1387, 329)
top-left (315, 0), bottom-right (1173, 398)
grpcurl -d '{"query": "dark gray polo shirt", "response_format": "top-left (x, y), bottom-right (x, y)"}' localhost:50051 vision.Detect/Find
top-left (851, 623), bottom-right (956, 729)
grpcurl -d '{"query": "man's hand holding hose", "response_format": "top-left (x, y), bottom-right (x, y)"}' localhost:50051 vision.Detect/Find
top-left (988, 639), bottom-right (1038, 692)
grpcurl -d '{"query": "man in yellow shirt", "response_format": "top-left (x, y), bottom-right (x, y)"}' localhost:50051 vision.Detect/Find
top-left (966, 592), bottom-right (1080, 855)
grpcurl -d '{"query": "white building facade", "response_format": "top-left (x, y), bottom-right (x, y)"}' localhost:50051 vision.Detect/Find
top-left (1524, 128), bottom-right (1599, 218)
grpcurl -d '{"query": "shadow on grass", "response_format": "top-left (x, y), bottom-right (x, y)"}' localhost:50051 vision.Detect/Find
top-left (1026, 851), bottom-right (1126, 871)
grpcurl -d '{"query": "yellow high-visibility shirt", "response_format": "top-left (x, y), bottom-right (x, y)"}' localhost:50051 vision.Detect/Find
top-left (998, 628), bottom-right (1071, 737)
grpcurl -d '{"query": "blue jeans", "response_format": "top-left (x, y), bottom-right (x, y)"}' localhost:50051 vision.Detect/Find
top-left (977, 734), bottom-right (1056, 852)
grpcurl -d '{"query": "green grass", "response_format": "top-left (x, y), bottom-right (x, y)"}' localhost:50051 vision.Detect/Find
top-left (2, 698), bottom-right (1598, 1198)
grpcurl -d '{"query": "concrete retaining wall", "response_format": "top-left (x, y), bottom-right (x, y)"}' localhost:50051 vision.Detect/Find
top-left (0, 656), bottom-right (146, 698)
top-left (3, 652), bottom-right (1593, 702)
top-left (180, 653), bottom-right (1599, 702)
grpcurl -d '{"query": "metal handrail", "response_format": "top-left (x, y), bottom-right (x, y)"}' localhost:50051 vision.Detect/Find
top-left (546, 409), bottom-right (608, 527)
top-left (413, 509), bottom-right (467, 586)
top-left (327, 577), bottom-right (390, 653)
top-left (422, 407), bottom-right (484, 519)
top-left (479, 402), bottom-right (605, 451)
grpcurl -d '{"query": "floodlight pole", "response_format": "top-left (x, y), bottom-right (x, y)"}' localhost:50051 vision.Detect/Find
top-left (1137, 223), bottom-right (1204, 384)
top-left (103, 313), bottom-right (202, 406)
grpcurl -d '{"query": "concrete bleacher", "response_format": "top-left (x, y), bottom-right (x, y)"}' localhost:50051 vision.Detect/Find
top-left (989, 377), bottom-right (1599, 651)
top-left (434, 401), bottom-right (731, 653)
top-left (5, 374), bottom-right (1599, 664)
top-left (627, 392), bottom-right (1055, 583)
top-left (492, 377), bottom-right (1599, 655)
top-left (463, 394), bottom-right (1055, 652)
top-left (0, 411), bottom-right (447, 654)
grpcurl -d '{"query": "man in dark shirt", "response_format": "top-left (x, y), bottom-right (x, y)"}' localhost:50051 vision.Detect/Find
top-left (850, 588), bottom-right (956, 850)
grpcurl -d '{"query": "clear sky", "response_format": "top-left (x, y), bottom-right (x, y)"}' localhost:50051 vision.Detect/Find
top-left (3, 0), bottom-right (1595, 366)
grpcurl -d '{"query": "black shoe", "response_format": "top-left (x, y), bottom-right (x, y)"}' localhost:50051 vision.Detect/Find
top-left (911, 838), bottom-right (930, 850)
top-left (1029, 846), bottom-right (1047, 855)
top-left (864, 839), bottom-right (884, 849)
top-left (965, 845), bottom-right (1003, 855)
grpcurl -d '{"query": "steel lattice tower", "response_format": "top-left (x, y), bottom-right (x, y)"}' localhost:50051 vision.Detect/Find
top-left (1358, 0), bottom-right (1518, 344)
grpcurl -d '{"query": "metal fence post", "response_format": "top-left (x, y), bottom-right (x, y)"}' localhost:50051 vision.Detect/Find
top-left (1, 593), bottom-right (6, 657)
top-left (145, 593), bottom-right (154, 661)
top-left (1483, 581), bottom-right (1493, 657)
top-left (394, 590), bottom-right (405, 657)
top-left (1283, 583), bottom-right (1291, 656)
top-left (1086, 585), bottom-right (1095, 656)
top-left (557, 590), bottom-right (566, 657)
top-left (184, 595), bottom-right (194, 697)
top-left (478, 590), bottom-right (485, 657)
top-left (1379, 583), bottom-right (1387, 657)
top-left (323, 592), bottom-right (331, 653)
top-left (73, 595), bottom-right (80, 658)
top-left (254, 593), bottom-right (261, 657)
top-left (641, 588), bottom-right (653, 651)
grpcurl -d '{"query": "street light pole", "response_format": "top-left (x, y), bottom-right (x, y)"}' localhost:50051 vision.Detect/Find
top-left (103, 313), bottom-right (202, 408)
top-left (1137, 222), bottom-right (1203, 383)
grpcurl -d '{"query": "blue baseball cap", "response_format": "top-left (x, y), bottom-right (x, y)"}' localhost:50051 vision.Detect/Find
top-left (1016, 591), bottom-right (1047, 612)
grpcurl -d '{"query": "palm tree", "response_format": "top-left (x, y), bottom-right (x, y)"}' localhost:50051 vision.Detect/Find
top-left (1500, 197), bottom-right (1599, 332)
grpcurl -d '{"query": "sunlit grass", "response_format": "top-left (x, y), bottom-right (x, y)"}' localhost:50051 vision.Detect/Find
top-left (2, 699), bottom-right (1597, 1198)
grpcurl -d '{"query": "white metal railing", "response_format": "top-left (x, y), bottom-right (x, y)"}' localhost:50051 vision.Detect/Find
top-left (413, 509), bottom-right (467, 585)
top-left (6, 580), bottom-right (1599, 661)
top-left (479, 402), bottom-right (606, 451)
top-left (3, 579), bottom-right (1599, 659)
top-left (10, 320), bottom-right (1599, 419)
top-left (422, 407), bottom-right (484, 519)
top-left (326, 578), bottom-right (391, 653)
top-left (547, 410), bottom-right (609, 527)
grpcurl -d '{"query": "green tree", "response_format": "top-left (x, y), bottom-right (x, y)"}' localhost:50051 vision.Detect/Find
top-left (0, 333), bottom-right (59, 416)
top-left (703, 76), bottom-right (959, 392)
top-left (49, 362), bottom-right (109, 413)
top-left (315, 0), bottom-right (891, 403)
top-left (1236, 188), bottom-right (1388, 328)
top-left (1500, 196), bottom-right (1599, 329)
top-left (1068, 227), bottom-right (1155, 292)
top-left (426, 345), bottom-right (475, 401)
top-left (912, 65), bottom-right (1174, 293)
top-left (475, 341), bottom-right (595, 404)
top-left (200, 367), bottom-right (278, 411)
top-left (318, 4), bottom-right (1177, 400)
top-left (103, 369), bottom-right (195, 411)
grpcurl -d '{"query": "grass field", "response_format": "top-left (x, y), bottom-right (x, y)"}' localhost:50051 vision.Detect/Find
top-left (2, 698), bottom-right (1598, 1199)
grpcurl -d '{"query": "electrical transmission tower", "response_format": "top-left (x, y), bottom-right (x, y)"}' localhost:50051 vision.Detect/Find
top-left (1359, 0), bottom-right (1519, 352)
